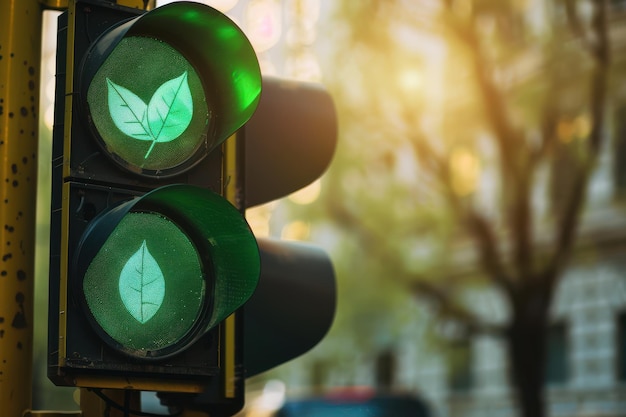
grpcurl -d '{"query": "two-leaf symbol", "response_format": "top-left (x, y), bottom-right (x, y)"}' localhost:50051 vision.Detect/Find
top-left (107, 71), bottom-right (193, 159)
top-left (119, 240), bottom-right (165, 324)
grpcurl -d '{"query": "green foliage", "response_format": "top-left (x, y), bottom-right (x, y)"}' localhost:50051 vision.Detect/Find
top-left (281, 4), bottom-right (614, 402)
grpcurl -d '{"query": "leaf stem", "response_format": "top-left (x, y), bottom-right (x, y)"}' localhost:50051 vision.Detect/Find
top-left (145, 140), bottom-right (157, 159)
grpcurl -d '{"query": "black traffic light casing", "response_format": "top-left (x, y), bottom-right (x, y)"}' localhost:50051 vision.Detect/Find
top-left (244, 77), bottom-right (337, 207)
top-left (160, 79), bottom-right (339, 415)
top-left (49, 0), bottom-right (338, 412)
top-left (49, 1), bottom-right (262, 410)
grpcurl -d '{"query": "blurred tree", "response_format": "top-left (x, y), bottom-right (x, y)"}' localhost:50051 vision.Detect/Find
top-left (304, 1), bottom-right (615, 417)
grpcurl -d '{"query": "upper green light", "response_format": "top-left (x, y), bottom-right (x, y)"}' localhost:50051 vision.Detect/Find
top-left (106, 71), bottom-right (193, 160)
top-left (82, 1), bottom-right (262, 177)
top-left (125, 1), bottom-right (262, 145)
top-left (88, 37), bottom-right (208, 174)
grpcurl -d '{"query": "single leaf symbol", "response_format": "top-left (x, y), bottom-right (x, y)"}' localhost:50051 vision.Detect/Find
top-left (145, 71), bottom-right (193, 158)
top-left (107, 78), bottom-right (151, 141)
top-left (119, 240), bottom-right (165, 324)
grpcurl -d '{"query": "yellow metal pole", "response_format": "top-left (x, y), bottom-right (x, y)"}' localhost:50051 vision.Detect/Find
top-left (222, 136), bottom-right (240, 401)
top-left (0, 0), bottom-right (43, 415)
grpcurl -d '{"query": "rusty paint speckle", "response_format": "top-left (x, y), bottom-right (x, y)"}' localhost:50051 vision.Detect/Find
top-left (16, 270), bottom-right (25, 281)
top-left (11, 292), bottom-right (27, 329)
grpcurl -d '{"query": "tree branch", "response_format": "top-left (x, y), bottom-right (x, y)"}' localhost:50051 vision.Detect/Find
top-left (532, 101), bottom-right (558, 163)
top-left (410, 280), bottom-right (506, 338)
top-left (464, 210), bottom-right (516, 296)
top-left (545, 0), bottom-right (610, 283)
top-left (563, 0), bottom-right (596, 56)
top-left (327, 182), bottom-right (506, 338)
top-left (440, 0), bottom-right (539, 288)
top-left (409, 132), bottom-right (516, 297)
top-left (441, 2), bottom-right (523, 178)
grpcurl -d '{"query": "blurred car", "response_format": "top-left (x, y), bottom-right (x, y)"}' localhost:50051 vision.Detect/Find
top-left (273, 389), bottom-right (430, 417)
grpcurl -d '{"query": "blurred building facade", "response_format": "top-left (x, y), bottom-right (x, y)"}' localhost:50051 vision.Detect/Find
top-left (415, 4), bottom-right (626, 416)
top-left (257, 2), bottom-right (626, 417)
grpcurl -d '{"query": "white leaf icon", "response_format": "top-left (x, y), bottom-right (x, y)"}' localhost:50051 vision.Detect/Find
top-left (107, 72), bottom-right (194, 160)
top-left (119, 240), bottom-right (165, 324)
top-left (147, 71), bottom-right (193, 146)
top-left (106, 78), bottom-right (151, 141)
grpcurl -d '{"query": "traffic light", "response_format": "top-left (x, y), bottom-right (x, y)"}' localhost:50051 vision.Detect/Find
top-left (156, 78), bottom-right (338, 414)
top-left (48, 0), bottom-right (337, 413)
top-left (49, 0), bottom-right (262, 406)
top-left (243, 78), bottom-right (338, 376)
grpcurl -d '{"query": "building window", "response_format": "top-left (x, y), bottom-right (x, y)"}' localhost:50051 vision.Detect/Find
top-left (545, 322), bottom-right (568, 385)
top-left (614, 105), bottom-right (626, 195)
top-left (618, 312), bottom-right (626, 381)
top-left (612, 0), bottom-right (626, 11)
top-left (550, 139), bottom-right (578, 215)
top-left (310, 360), bottom-right (330, 393)
top-left (448, 340), bottom-right (472, 392)
top-left (375, 349), bottom-right (396, 390)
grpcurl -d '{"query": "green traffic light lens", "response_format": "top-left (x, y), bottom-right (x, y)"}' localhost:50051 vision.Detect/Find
top-left (82, 211), bottom-right (207, 358)
top-left (87, 36), bottom-right (210, 176)
top-left (74, 185), bottom-right (260, 360)
top-left (80, 1), bottom-right (262, 179)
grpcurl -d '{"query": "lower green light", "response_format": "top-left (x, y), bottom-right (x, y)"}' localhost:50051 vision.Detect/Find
top-left (83, 211), bottom-right (205, 356)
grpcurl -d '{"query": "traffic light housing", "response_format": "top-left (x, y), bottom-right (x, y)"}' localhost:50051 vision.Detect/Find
top-left (49, 0), bottom-right (262, 406)
top-left (49, 0), bottom-right (337, 412)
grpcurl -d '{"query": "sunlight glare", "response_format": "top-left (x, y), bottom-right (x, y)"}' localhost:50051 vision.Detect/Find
top-left (246, 202), bottom-right (276, 238)
top-left (398, 69), bottom-right (423, 93)
top-left (288, 179), bottom-right (321, 205)
top-left (281, 221), bottom-right (310, 241)
top-left (450, 147), bottom-right (480, 196)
